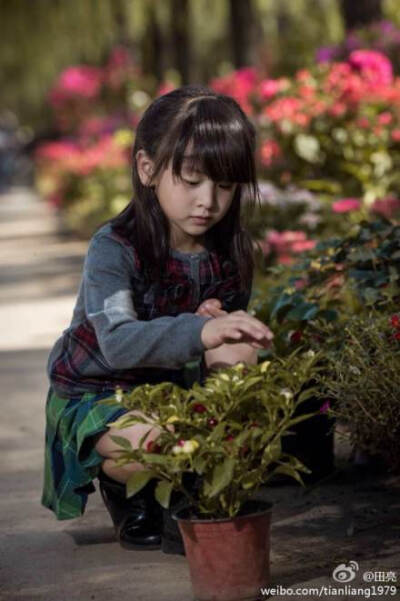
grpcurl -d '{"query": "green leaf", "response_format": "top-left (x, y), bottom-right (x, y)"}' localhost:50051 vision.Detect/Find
top-left (286, 302), bottom-right (318, 322)
top-left (126, 470), bottom-right (156, 498)
top-left (362, 287), bottom-right (381, 305)
top-left (208, 458), bottom-right (235, 498)
top-left (286, 411), bottom-right (319, 428)
top-left (234, 429), bottom-right (251, 447)
top-left (142, 453), bottom-right (170, 465)
top-left (296, 387), bottom-right (319, 404)
top-left (208, 421), bottom-right (226, 442)
top-left (262, 439), bottom-right (282, 464)
top-left (109, 434), bottom-right (132, 451)
top-left (193, 454), bottom-right (207, 474)
top-left (241, 470), bottom-right (261, 490)
top-left (318, 309), bottom-right (338, 322)
top-left (272, 464), bottom-right (305, 485)
top-left (155, 480), bottom-right (173, 509)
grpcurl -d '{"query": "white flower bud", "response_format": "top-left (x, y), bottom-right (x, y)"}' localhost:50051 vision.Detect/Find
top-left (280, 388), bottom-right (293, 401)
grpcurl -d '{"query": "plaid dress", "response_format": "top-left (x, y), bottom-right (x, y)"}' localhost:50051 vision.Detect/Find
top-left (42, 223), bottom-right (251, 520)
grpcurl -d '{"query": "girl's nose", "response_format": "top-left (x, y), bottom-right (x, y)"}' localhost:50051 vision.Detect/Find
top-left (198, 182), bottom-right (217, 209)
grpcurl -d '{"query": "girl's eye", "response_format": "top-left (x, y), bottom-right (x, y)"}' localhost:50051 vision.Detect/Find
top-left (183, 179), bottom-right (234, 190)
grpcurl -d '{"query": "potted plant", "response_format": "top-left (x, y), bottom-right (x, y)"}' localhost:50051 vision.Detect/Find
top-left (100, 350), bottom-right (321, 601)
top-left (315, 310), bottom-right (400, 474)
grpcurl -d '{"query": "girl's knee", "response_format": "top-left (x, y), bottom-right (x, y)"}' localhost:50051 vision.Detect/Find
top-left (94, 410), bottom-right (162, 459)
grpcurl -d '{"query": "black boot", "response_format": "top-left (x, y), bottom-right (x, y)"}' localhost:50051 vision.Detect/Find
top-left (98, 469), bottom-right (162, 550)
top-left (161, 491), bottom-right (187, 555)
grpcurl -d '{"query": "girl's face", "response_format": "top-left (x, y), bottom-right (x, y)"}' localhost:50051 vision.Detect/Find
top-left (154, 156), bottom-right (237, 251)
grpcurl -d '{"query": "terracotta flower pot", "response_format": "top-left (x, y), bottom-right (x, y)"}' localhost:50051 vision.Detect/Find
top-left (173, 500), bottom-right (272, 601)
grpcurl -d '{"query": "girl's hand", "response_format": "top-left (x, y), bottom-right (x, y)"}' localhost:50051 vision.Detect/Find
top-left (200, 310), bottom-right (273, 350)
top-left (195, 298), bottom-right (227, 318)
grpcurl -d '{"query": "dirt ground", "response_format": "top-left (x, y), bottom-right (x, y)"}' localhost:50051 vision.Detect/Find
top-left (256, 423), bottom-right (400, 590)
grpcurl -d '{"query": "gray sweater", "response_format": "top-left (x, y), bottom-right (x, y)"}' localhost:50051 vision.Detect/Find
top-left (47, 223), bottom-right (249, 396)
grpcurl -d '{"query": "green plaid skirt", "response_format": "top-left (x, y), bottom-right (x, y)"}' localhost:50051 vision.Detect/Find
top-left (41, 359), bottom-right (204, 520)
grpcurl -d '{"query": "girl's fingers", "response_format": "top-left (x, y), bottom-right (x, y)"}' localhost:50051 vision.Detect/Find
top-left (197, 306), bottom-right (227, 318)
top-left (225, 323), bottom-right (272, 347)
top-left (232, 312), bottom-right (273, 340)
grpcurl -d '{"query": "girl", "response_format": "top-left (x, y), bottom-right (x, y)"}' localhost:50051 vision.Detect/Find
top-left (42, 84), bottom-right (273, 553)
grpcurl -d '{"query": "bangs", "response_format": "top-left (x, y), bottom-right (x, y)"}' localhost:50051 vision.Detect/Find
top-left (168, 97), bottom-right (256, 185)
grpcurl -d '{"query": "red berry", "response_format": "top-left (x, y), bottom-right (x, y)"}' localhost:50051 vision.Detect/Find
top-left (394, 332), bottom-right (400, 341)
top-left (193, 403), bottom-right (207, 413)
top-left (225, 434), bottom-right (235, 441)
top-left (146, 441), bottom-right (161, 453)
top-left (178, 439), bottom-right (186, 447)
top-left (208, 418), bottom-right (218, 427)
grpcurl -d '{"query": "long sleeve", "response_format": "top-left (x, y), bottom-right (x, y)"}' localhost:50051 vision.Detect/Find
top-left (83, 235), bottom-right (212, 370)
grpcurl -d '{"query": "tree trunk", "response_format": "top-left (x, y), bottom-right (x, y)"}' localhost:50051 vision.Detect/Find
top-left (229, 0), bottom-right (257, 68)
top-left (170, 0), bottom-right (191, 85)
top-left (142, 1), bottom-right (164, 84)
top-left (340, 0), bottom-right (383, 30)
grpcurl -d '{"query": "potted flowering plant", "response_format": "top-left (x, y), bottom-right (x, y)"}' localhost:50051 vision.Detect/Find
top-left (101, 350), bottom-right (321, 601)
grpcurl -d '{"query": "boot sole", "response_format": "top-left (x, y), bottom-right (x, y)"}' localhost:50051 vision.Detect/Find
top-left (119, 539), bottom-right (162, 551)
top-left (161, 537), bottom-right (185, 555)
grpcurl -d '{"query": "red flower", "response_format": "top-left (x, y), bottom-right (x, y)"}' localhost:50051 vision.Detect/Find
top-left (192, 403), bottom-right (207, 413)
top-left (225, 434), bottom-right (235, 441)
top-left (390, 315), bottom-right (400, 329)
top-left (207, 418), bottom-right (218, 428)
top-left (290, 330), bottom-right (303, 344)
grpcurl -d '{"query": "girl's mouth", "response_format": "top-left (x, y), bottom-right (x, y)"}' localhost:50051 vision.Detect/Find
top-left (191, 216), bottom-right (211, 224)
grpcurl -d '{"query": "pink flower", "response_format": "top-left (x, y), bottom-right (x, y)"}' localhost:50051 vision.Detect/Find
top-left (332, 198), bottom-right (361, 213)
top-left (264, 97), bottom-right (302, 122)
top-left (34, 141), bottom-right (81, 165)
top-left (378, 111), bottom-right (393, 125)
top-left (260, 140), bottom-right (282, 167)
top-left (259, 79), bottom-right (281, 99)
top-left (49, 66), bottom-right (103, 105)
top-left (391, 129), bottom-right (400, 142)
top-left (296, 69), bottom-right (312, 82)
top-left (210, 67), bottom-right (258, 114)
top-left (107, 46), bottom-right (133, 69)
top-left (356, 117), bottom-right (370, 129)
top-left (371, 196), bottom-right (400, 219)
top-left (156, 81), bottom-right (176, 97)
top-left (348, 50), bottom-right (393, 87)
top-left (329, 102), bottom-right (347, 117)
top-left (291, 239), bottom-right (317, 253)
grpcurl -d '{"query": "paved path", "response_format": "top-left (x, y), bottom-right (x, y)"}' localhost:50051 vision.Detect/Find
top-left (0, 187), bottom-right (399, 601)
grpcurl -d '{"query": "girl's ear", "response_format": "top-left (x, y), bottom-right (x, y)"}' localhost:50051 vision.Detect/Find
top-left (136, 149), bottom-right (156, 187)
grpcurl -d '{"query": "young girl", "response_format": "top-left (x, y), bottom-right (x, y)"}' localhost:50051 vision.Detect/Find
top-left (42, 84), bottom-right (273, 553)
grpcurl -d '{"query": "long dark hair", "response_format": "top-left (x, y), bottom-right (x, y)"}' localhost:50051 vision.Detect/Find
top-left (104, 84), bottom-right (260, 292)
